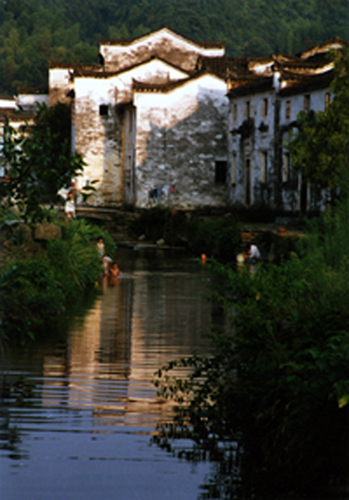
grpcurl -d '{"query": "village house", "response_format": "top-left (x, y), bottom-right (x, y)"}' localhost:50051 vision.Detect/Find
top-left (49, 27), bottom-right (230, 209)
top-left (226, 37), bottom-right (348, 214)
top-left (1, 29), bottom-right (347, 215)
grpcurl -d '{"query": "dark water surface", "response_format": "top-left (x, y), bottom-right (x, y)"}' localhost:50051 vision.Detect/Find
top-left (1, 249), bottom-right (223, 500)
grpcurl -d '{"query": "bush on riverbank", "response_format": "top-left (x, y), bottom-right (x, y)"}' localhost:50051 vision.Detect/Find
top-left (154, 199), bottom-right (349, 496)
top-left (0, 217), bottom-right (115, 343)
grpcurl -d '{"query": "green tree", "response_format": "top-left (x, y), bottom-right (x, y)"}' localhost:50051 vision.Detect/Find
top-left (288, 49), bottom-right (349, 195)
top-left (1, 103), bottom-right (85, 222)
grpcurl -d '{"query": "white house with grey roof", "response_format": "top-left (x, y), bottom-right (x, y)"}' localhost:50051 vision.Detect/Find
top-left (49, 27), bottom-right (229, 209)
top-left (226, 37), bottom-right (348, 213)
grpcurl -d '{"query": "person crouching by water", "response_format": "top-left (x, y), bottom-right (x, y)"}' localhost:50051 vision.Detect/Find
top-left (236, 244), bottom-right (261, 265)
top-left (247, 244), bottom-right (261, 263)
top-left (109, 262), bottom-right (122, 285)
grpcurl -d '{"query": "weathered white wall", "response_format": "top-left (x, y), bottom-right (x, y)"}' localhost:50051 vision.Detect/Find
top-left (280, 88), bottom-right (330, 123)
top-left (227, 85), bottom-right (332, 212)
top-left (18, 93), bottom-right (49, 111)
top-left (74, 76), bottom-right (124, 205)
top-left (73, 59), bottom-right (191, 205)
top-left (133, 74), bottom-right (229, 209)
top-left (279, 87), bottom-right (331, 212)
top-left (227, 90), bottom-right (275, 207)
top-left (0, 97), bottom-right (17, 109)
top-left (49, 67), bottom-right (73, 105)
top-left (114, 58), bottom-right (188, 104)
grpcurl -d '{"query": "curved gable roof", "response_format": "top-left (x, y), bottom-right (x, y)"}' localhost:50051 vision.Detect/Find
top-left (100, 27), bottom-right (224, 50)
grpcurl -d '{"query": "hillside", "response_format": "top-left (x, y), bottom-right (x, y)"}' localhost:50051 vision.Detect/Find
top-left (0, 0), bottom-right (348, 94)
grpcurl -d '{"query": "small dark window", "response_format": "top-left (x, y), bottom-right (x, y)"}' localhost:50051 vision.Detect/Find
top-left (245, 101), bottom-right (250, 118)
top-left (233, 103), bottom-right (237, 121)
top-left (325, 92), bottom-right (331, 109)
top-left (232, 152), bottom-right (237, 185)
top-left (286, 100), bottom-right (291, 119)
top-left (99, 104), bottom-right (109, 116)
top-left (261, 151), bottom-right (268, 183)
top-left (262, 98), bottom-right (268, 117)
top-left (304, 94), bottom-right (310, 112)
top-left (215, 161), bottom-right (227, 184)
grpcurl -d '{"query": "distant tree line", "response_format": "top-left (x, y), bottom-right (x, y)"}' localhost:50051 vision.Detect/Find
top-left (0, 0), bottom-right (348, 95)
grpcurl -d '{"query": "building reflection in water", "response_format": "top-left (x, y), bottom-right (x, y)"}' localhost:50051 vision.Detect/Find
top-left (42, 252), bottom-right (218, 430)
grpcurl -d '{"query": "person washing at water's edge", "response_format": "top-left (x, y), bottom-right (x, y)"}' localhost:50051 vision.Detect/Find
top-left (248, 244), bottom-right (261, 261)
top-left (96, 236), bottom-right (113, 276)
top-left (236, 244), bottom-right (261, 264)
top-left (109, 262), bottom-right (123, 285)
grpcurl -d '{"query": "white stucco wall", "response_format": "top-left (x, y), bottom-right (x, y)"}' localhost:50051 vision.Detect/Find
top-left (228, 83), bottom-right (333, 212)
top-left (73, 58), bottom-right (194, 205)
top-left (133, 74), bottom-right (229, 209)
top-left (228, 90), bottom-right (275, 207)
top-left (0, 98), bottom-right (17, 109)
top-left (49, 67), bottom-right (73, 105)
top-left (280, 88), bottom-right (330, 124)
top-left (18, 94), bottom-right (49, 110)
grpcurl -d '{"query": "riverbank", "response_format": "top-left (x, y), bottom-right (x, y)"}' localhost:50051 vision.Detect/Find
top-left (0, 217), bottom-right (116, 343)
top-left (0, 206), bottom-right (305, 343)
top-left (78, 206), bottom-right (306, 262)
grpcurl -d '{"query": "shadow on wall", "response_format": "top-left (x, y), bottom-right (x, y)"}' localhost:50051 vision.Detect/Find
top-left (135, 89), bottom-right (229, 209)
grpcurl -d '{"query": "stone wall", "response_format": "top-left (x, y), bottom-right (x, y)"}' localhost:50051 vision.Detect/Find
top-left (133, 74), bottom-right (229, 209)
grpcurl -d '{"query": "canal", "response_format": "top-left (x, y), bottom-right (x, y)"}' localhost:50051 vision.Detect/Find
top-left (1, 248), bottom-right (225, 500)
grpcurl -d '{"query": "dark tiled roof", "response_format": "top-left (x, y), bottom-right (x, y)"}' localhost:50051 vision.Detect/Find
top-left (17, 85), bottom-right (47, 95)
top-left (73, 55), bottom-right (192, 78)
top-left (298, 36), bottom-right (349, 59)
top-left (132, 79), bottom-right (185, 92)
top-left (273, 54), bottom-right (333, 71)
top-left (0, 109), bottom-right (34, 122)
top-left (196, 56), bottom-right (251, 79)
top-left (100, 27), bottom-right (225, 50)
top-left (133, 70), bottom-right (224, 93)
top-left (49, 60), bottom-right (103, 72)
top-left (279, 70), bottom-right (334, 96)
top-left (228, 76), bottom-right (274, 97)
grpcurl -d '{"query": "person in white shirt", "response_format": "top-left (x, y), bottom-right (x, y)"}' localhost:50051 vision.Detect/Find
top-left (248, 244), bottom-right (261, 261)
top-left (64, 191), bottom-right (76, 220)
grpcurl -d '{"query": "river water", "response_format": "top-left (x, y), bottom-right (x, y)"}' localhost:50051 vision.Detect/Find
top-left (1, 248), bottom-right (226, 500)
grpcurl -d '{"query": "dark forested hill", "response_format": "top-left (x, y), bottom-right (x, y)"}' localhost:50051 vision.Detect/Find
top-left (0, 0), bottom-right (348, 94)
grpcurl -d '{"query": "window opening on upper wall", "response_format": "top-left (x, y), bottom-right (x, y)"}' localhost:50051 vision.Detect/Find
top-left (245, 101), bottom-right (250, 118)
top-left (262, 98), bottom-right (268, 117)
top-left (99, 104), bottom-right (109, 116)
top-left (260, 151), bottom-right (268, 183)
top-left (231, 152), bottom-right (237, 185)
top-left (233, 103), bottom-right (237, 121)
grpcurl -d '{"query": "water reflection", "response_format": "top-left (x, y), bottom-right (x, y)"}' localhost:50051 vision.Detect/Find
top-left (1, 249), bottom-right (221, 500)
